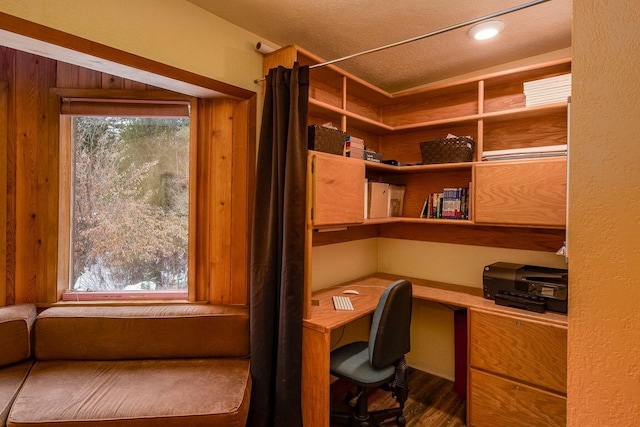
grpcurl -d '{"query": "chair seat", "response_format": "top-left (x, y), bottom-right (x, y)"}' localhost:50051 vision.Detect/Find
top-left (330, 341), bottom-right (395, 387)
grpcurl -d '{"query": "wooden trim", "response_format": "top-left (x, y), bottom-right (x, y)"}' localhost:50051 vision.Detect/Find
top-left (391, 57), bottom-right (572, 98)
top-left (195, 99), bottom-right (212, 303)
top-left (378, 222), bottom-right (565, 252)
top-left (304, 155), bottom-right (315, 320)
top-left (312, 224), bottom-right (380, 247)
top-left (61, 290), bottom-right (188, 301)
top-left (188, 98), bottom-right (198, 302)
top-left (230, 97), bottom-right (256, 304)
top-left (3, 47), bottom-right (16, 306)
top-left (0, 11), bottom-right (254, 100)
top-left (294, 44), bottom-right (392, 99)
top-left (0, 81), bottom-right (7, 305)
top-left (210, 101), bottom-right (234, 304)
top-left (51, 88), bottom-right (192, 101)
top-left (57, 115), bottom-right (72, 299)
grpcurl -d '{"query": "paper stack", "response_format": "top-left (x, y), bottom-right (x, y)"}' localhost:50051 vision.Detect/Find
top-left (482, 144), bottom-right (567, 161)
top-left (523, 73), bottom-right (571, 107)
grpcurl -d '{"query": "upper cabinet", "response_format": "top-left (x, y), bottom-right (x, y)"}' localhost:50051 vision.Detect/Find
top-left (265, 45), bottom-right (570, 230)
top-left (309, 151), bottom-right (365, 227)
top-left (474, 158), bottom-right (567, 227)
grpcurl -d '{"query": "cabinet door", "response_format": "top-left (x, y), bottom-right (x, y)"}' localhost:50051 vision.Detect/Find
top-left (474, 158), bottom-right (566, 227)
top-left (470, 309), bottom-right (567, 394)
top-left (309, 151), bottom-right (365, 226)
top-left (469, 369), bottom-right (566, 427)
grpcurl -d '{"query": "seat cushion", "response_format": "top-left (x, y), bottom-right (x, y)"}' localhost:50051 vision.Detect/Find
top-left (35, 305), bottom-right (249, 360)
top-left (8, 358), bottom-right (251, 427)
top-left (0, 361), bottom-right (33, 427)
top-left (0, 304), bottom-right (37, 367)
top-left (330, 341), bottom-right (395, 387)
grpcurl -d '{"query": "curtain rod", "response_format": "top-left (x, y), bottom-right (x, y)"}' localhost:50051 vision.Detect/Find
top-left (254, 0), bottom-right (550, 84)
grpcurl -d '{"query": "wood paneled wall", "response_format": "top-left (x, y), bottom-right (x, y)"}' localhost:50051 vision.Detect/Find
top-left (0, 46), bottom-right (254, 306)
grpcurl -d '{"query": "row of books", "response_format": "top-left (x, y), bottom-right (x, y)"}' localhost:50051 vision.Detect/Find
top-left (523, 73), bottom-right (571, 107)
top-left (420, 187), bottom-right (470, 220)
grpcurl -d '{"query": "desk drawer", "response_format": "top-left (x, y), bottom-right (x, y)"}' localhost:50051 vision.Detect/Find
top-left (469, 368), bottom-right (566, 427)
top-left (469, 309), bottom-right (566, 394)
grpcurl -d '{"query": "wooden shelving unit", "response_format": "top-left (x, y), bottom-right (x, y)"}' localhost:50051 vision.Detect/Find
top-left (265, 44), bottom-right (569, 242)
top-left (265, 46), bottom-right (571, 427)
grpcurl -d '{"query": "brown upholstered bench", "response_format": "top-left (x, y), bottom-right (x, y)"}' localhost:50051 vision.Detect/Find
top-left (7, 304), bottom-right (251, 427)
top-left (0, 304), bottom-right (36, 426)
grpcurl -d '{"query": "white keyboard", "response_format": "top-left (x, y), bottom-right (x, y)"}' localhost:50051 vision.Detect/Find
top-left (332, 295), bottom-right (354, 311)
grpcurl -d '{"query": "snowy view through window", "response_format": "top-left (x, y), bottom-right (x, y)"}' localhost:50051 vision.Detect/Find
top-left (72, 116), bottom-right (189, 292)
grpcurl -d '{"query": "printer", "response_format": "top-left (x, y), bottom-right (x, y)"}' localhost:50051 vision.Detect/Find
top-left (482, 262), bottom-right (568, 313)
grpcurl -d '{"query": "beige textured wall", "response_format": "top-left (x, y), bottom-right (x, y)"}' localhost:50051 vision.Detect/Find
top-left (311, 238), bottom-right (379, 291)
top-left (0, 0), bottom-right (264, 92)
top-left (568, 1), bottom-right (640, 425)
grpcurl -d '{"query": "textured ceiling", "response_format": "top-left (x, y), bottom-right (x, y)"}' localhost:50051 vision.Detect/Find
top-left (188, 0), bottom-right (571, 93)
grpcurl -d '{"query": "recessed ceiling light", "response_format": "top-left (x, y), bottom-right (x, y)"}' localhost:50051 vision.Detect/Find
top-left (468, 20), bottom-right (505, 41)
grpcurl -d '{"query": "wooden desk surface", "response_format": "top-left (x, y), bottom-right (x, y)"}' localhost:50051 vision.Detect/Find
top-left (304, 273), bottom-right (568, 332)
top-left (304, 276), bottom-right (390, 333)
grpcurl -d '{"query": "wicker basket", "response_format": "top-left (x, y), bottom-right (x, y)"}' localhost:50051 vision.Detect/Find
top-left (308, 125), bottom-right (347, 155)
top-left (419, 136), bottom-right (475, 164)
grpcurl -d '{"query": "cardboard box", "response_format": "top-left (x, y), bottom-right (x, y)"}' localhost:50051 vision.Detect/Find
top-left (368, 182), bottom-right (389, 219)
top-left (388, 185), bottom-right (406, 217)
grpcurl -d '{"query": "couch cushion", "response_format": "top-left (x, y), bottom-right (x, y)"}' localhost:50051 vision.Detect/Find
top-left (35, 305), bottom-right (249, 360)
top-left (0, 304), bottom-right (37, 367)
top-left (0, 361), bottom-right (33, 427)
top-left (8, 359), bottom-right (251, 427)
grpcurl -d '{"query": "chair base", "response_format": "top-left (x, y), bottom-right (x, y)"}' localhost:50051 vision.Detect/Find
top-left (330, 385), bottom-right (407, 427)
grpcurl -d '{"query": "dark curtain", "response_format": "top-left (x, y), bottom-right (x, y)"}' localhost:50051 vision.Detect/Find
top-left (249, 63), bottom-right (309, 427)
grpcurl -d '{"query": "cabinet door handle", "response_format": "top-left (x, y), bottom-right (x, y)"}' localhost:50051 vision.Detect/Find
top-left (515, 386), bottom-right (520, 391)
top-left (515, 321), bottom-right (522, 326)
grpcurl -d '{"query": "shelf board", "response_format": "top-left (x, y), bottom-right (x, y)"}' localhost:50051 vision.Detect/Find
top-left (481, 102), bottom-right (568, 123)
top-left (364, 160), bottom-right (473, 173)
top-left (392, 114), bottom-right (481, 131)
top-left (310, 152), bottom-right (564, 174)
top-left (309, 98), bottom-right (567, 134)
top-left (309, 98), bottom-right (392, 133)
top-left (363, 217), bottom-right (474, 226)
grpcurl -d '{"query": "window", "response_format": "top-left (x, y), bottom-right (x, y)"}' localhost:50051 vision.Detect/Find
top-left (59, 96), bottom-right (193, 301)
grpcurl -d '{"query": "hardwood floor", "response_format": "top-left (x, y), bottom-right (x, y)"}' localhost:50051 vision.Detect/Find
top-left (330, 367), bottom-right (467, 426)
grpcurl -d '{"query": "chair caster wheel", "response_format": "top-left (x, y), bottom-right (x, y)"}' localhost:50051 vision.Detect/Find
top-left (396, 415), bottom-right (406, 426)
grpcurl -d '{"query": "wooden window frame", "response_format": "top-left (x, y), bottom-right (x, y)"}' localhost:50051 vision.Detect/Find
top-left (54, 89), bottom-right (198, 302)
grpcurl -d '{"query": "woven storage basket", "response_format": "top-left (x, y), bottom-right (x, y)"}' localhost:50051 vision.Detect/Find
top-left (308, 125), bottom-right (347, 155)
top-left (419, 136), bottom-right (475, 164)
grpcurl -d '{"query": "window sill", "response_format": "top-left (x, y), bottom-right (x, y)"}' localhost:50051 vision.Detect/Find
top-left (52, 291), bottom-right (191, 307)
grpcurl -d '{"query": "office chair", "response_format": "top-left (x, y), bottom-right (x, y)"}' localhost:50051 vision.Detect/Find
top-left (330, 279), bottom-right (413, 426)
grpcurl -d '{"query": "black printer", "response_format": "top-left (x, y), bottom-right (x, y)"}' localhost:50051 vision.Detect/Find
top-left (482, 262), bottom-right (568, 313)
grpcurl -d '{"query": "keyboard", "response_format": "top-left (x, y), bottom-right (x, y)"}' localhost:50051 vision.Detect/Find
top-left (332, 295), bottom-right (354, 311)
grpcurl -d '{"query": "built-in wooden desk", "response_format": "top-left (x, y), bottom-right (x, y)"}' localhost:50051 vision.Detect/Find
top-left (302, 273), bottom-right (568, 427)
